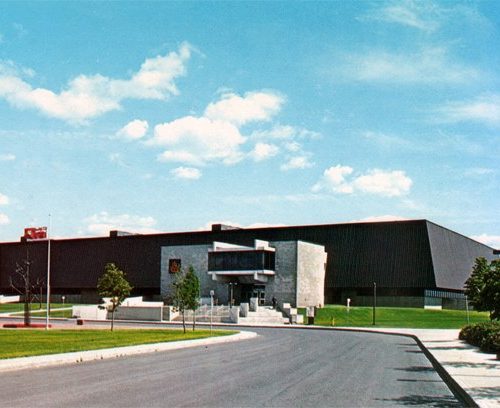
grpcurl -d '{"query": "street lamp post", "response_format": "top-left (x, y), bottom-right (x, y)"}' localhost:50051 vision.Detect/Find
top-left (45, 214), bottom-right (51, 330)
top-left (228, 282), bottom-right (237, 309)
top-left (210, 290), bottom-right (214, 335)
top-left (372, 281), bottom-right (377, 326)
top-left (465, 295), bottom-right (470, 325)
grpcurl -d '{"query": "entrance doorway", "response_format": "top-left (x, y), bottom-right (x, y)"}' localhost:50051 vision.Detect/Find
top-left (241, 284), bottom-right (266, 305)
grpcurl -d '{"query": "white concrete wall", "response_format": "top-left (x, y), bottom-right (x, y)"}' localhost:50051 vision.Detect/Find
top-left (0, 295), bottom-right (20, 304)
top-left (296, 241), bottom-right (327, 308)
top-left (72, 305), bottom-right (107, 320)
top-left (112, 306), bottom-right (163, 321)
top-left (120, 297), bottom-right (144, 306)
top-left (266, 241), bottom-right (297, 307)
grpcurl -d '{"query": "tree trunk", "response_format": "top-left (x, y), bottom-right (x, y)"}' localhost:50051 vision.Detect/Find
top-left (192, 308), bottom-right (196, 331)
top-left (182, 309), bottom-right (186, 333)
top-left (24, 297), bottom-right (30, 327)
top-left (111, 309), bottom-right (115, 331)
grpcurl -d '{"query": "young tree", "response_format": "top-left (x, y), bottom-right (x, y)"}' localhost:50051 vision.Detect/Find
top-left (172, 266), bottom-right (200, 333)
top-left (172, 270), bottom-right (188, 333)
top-left (97, 263), bottom-right (132, 331)
top-left (9, 253), bottom-right (44, 327)
top-left (184, 266), bottom-right (200, 331)
top-left (465, 257), bottom-right (500, 320)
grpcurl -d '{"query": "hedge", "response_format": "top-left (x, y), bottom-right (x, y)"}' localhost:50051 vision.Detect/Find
top-left (459, 321), bottom-right (500, 353)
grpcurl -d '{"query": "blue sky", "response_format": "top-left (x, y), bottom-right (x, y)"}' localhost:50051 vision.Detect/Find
top-left (0, 1), bottom-right (499, 247)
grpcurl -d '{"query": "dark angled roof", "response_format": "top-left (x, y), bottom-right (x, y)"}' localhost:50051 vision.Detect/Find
top-left (426, 221), bottom-right (496, 290)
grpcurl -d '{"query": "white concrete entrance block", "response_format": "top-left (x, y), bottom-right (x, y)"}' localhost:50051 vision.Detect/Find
top-left (229, 307), bottom-right (239, 323)
top-left (240, 303), bottom-right (249, 317)
top-left (250, 297), bottom-right (259, 312)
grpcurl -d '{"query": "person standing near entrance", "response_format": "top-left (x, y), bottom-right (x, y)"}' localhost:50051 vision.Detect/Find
top-left (272, 296), bottom-right (277, 309)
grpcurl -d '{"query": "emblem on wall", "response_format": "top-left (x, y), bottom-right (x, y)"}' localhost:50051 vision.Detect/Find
top-left (169, 259), bottom-right (181, 274)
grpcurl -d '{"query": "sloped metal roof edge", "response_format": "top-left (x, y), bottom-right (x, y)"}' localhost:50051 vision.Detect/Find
top-left (425, 220), bottom-right (495, 251)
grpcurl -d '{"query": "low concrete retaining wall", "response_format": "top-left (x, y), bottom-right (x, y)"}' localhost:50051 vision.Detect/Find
top-left (113, 306), bottom-right (163, 321)
top-left (72, 305), bottom-right (107, 320)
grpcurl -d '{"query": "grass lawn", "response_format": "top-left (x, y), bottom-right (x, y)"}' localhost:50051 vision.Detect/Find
top-left (300, 305), bottom-right (490, 329)
top-left (0, 329), bottom-right (236, 359)
top-left (0, 303), bottom-right (71, 314)
top-left (30, 308), bottom-right (73, 318)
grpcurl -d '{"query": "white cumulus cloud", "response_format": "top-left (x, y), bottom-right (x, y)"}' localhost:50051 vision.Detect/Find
top-left (312, 165), bottom-right (354, 193)
top-left (84, 211), bottom-right (159, 236)
top-left (170, 166), bottom-right (202, 180)
top-left (152, 116), bottom-right (246, 166)
top-left (280, 156), bottom-right (314, 171)
top-left (0, 43), bottom-right (191, 123)
top-left (353, 169), bottom-right (413, 197)
top-left (117, 119), bottom-right (149, 140)
top-left (249, 143), bottom-right (279, 162)
top-left (313, 165), bottom-right (412, 197)
top-left (148, 90), bottom-right (318, 171)
top-left (471, 234), bottom-right (500, 249)
top-left (204, 91), bottom-right (284, 126)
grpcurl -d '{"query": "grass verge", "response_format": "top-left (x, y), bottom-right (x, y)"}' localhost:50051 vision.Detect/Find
top-left (0, 303), bottom-right (71, 314)
top-left (299, 305), bottom-right (490, 329)
top-left (30, 309), bottom-right (73, 318)
top-left (0, 329), bottom-right (236, 359)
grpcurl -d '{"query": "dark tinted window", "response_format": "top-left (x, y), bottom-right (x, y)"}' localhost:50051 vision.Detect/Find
top-left (208, 250), bottom-right (275, 271)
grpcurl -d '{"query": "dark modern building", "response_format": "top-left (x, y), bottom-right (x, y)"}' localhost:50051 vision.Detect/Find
top-left (0, 219), bottom-right (496, 308)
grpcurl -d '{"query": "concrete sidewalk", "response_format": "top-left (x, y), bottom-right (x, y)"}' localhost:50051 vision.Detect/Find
top-left (345, 327), bottom-right (500, 408)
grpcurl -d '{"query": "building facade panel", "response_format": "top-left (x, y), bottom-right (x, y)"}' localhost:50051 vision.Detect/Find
top-left (296, 241), bottom-right (327, 308)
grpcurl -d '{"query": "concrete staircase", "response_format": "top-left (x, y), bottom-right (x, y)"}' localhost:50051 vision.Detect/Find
top-left (238, 306), bottom-right (288, 325)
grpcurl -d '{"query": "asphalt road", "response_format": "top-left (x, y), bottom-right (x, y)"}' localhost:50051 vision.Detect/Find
top-left (0, 326), bottom-right (462, 407)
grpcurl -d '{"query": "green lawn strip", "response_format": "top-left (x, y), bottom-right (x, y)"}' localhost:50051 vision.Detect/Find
top-left (0, 329), bottom-right (236, 359)
top-left (30, 309), bottom-right (73, 318)
top-left (299, 305), bottom-right (490, 329)
top-left (1, 303), bottom-right (72, 314)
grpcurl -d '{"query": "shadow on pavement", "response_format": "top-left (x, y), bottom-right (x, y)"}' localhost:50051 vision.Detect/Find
top-left (397, 378), bottom-right (443, 383)
top-left (443, 361), bottom-right (500, 371)
top-left (394, 366), bottom-right (435, 373)
top-left (376, 394), bottom-right (462, 407)
top-left (465, 386), bottom-right (500, 401)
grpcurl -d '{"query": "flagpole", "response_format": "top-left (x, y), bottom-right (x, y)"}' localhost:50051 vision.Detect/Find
top-left (45, 214), bottom-right (51, 330)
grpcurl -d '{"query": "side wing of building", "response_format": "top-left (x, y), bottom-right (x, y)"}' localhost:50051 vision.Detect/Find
top-left (426, 221), bottom-right (496, 291)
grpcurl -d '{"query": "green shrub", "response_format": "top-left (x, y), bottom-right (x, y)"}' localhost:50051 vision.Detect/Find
top-left (459, 321), bottom-right (500, 353)
top-left (480, 330), bottom-right (500, 353)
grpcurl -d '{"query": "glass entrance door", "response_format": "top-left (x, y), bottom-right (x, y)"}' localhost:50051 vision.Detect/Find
top-left (252, 285), bottom-right (266, 306)
top-left (241, 284), bottom-right (266, 305)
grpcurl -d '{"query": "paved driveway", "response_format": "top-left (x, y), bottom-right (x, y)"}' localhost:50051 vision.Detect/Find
top-left (0, 327), bottom-right (462, 407)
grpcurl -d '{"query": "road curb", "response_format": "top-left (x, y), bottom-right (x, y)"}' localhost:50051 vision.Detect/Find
top-left (0, 330), bottom-right (257, 373)
top-left (408, 333), bottom-right (478, 408)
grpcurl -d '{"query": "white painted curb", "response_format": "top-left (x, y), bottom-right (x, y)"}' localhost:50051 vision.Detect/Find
top-left (0, 330), bottom-right (257, 372)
